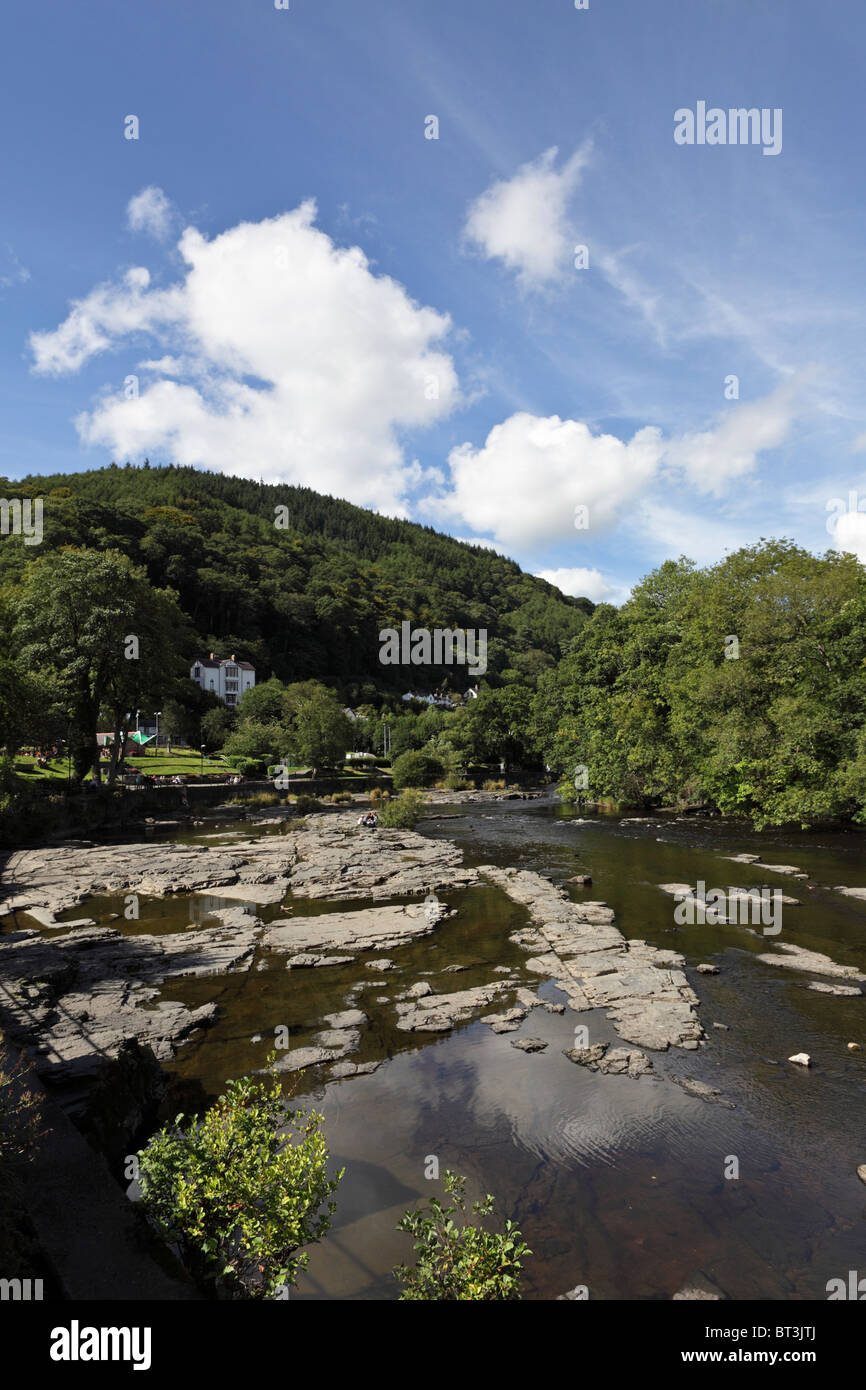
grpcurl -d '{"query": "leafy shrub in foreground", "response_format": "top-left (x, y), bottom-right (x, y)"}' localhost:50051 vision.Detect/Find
top-left (394, 1171), bottom-right (530, 1300)
top-left (137, 1068), bottom-right (342, 1299)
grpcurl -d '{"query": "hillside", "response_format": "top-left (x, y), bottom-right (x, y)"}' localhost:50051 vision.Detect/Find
top-left (0, 464), bottom-right (591, 699)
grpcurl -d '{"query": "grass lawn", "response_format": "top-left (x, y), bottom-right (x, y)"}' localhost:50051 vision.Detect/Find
top-left (13, 749), bottom-right (391, 785)
top-left (14, 749), bottom-right (230, 782)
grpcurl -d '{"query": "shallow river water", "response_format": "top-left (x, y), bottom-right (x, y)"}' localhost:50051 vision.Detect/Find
top-left (39, 800), bottom-right (866, 1299)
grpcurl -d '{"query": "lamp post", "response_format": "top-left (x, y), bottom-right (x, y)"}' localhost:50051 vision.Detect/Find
top-left (154, 710), bottom-right (161, 759)
top-left (200, 743), bottom-right (205, 778)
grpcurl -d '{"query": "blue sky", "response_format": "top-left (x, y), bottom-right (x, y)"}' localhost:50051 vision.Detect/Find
top-left (3, 0), bottom-right (866, 602)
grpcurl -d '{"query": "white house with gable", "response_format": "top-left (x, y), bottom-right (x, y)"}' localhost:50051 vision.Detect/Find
top-left (190, 653), bottom-right (256, 708)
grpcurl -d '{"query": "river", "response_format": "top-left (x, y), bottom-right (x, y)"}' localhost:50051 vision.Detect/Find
top-left (37, 798), bottom-right (866, 1299)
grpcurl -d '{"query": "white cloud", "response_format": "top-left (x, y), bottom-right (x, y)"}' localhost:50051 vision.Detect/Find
top-left (29, 201), bottom-right (460, 514)
top-left (463, 144), bottom-right (591, 288)
top-left (425, 411), bottom-right (664, 548)
top-left (664, 380), bottom-right (801, 496)
top-left (535, 566), bottom-right (627, 605)
top-left (425, 380), bottom-right (804, 550)
top-left (126, 186), bottom-right (175, 241)
top-left (30, 266), bottom-right (172, 375)
top-left (852, 430), bottom-right (866, 454)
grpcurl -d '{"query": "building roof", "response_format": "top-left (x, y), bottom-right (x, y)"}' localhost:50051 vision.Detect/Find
top-left (191, 657), bottom-right (255, 671)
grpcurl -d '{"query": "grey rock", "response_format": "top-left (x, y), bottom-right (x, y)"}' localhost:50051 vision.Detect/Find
top-left (758, 944), bottom-right (865, 982)
top-left (329, 1060), bottom-right (382, 1079)
top-left (268, 1047), bottom-right (337, 1073)
top-left (322, 1009), bottom-right (367, 1029)
top-left (286, 953), bottom-right (354, 968)
top-left (396, 982), bottom-right (512, 1034)
top-left (696, 963), bottom-right (719, 975)
top-left (511, 1038), bottom-right (548, 1053)
top-left (314, 1028), bottom-right (360, 1053)
top-left (807, 981), bottom-right (862, 996)
top-left (562, 1044), bottom-right (608, 1069)
top-left (266, 904), bottom-right (443, 957)
top-left (672, 1075), bottom-right (735, 1108)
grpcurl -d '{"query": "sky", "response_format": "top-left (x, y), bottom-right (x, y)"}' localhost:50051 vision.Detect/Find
top-left (2, 0), bottom-right (866, 604)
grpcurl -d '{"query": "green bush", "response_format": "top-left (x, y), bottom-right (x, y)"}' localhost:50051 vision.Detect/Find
top-left (137, 1067), bottom-right (342, 1299)
top-left (392, 749), bottom-right (444, 789)
top-left (292, 794), bottom-right (322, 816)
top-left (394, 1171), bottom-right (530, 1300)
top-left (377, 789), bottom-right (424, 828)
top-left (224, 756), bottom-right (267, 779)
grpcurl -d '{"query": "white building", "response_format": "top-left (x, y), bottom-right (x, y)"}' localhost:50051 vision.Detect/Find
top-left (190, 653), bottom-right (256, 708)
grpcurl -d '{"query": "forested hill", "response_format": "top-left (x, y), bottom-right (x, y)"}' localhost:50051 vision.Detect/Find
top-left (1, 464), bottom-right (591, 698)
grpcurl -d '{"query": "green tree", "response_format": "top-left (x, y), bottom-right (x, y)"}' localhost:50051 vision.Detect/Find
top-left (286, 687), bottom-right (353, 775)
top-left (137, 1067), bottom-right (342, 1299)
top-left (201, 704), bottom-right (236, 752)
top-left (13, 549), bottom-right (189, 784)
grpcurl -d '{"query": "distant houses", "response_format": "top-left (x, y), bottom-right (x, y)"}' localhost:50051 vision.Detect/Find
top-left (190, 653), bottom-right (256, 707)
top-left (401, 691), bottom-right (455, 709)
top-left (400, 686), bottom-right (479, 709)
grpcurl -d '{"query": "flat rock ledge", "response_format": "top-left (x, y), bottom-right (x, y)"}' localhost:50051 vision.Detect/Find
top-left (0, 906), bottom-right (259, 1082)
top-left (285, 813), bottom-right (478, 900)
top-left (757, 942), bottom-right (866, 985)
top-left (479, 866), bottom-right (703, 1052)
top-left (723, 853), bottom-right (807, 879)
top-left (395, 982), bottom-right (516, 1033)
top-left (263, 900), bottom-right (452, 961)
top-left (0, 811), bottom-right (476, 921)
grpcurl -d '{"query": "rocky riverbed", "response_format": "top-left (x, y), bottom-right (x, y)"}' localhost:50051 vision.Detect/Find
top-left (0, 810), bottom-right (712, 1094)
top-left (3, 797), bottom-right (866, 1301)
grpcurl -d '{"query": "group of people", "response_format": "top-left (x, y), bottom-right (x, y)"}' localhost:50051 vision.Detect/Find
top-left (356, 811), bottom-right (379, 829)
